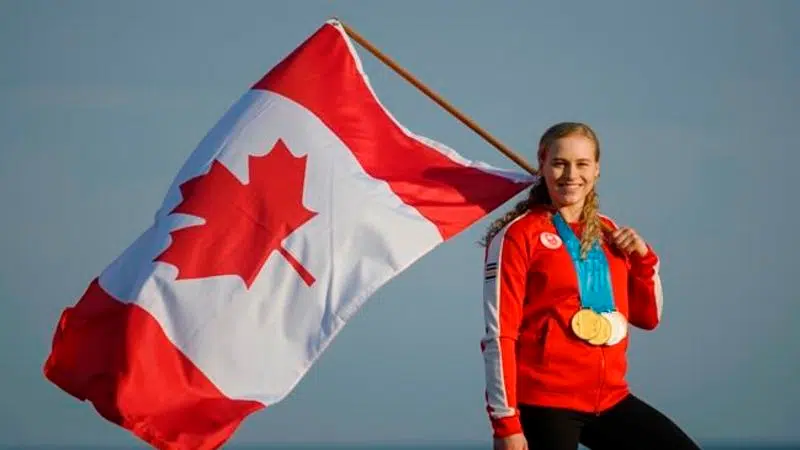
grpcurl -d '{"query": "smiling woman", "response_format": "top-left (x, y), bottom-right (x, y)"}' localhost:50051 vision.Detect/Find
top-left (480, 123), bottom-right (603, 256)
top-left (479, 122), bottom-right (700, 450)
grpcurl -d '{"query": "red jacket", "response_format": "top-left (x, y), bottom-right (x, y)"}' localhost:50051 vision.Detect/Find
top-left (480, 206), bottom-right (663, 438)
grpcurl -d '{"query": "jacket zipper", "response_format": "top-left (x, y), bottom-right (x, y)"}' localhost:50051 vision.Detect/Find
top-left (595, 347), bottom-right (606, 415)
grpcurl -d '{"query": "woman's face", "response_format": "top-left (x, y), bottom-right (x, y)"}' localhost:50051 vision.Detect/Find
top-left (540, 134), bottom-right (599, 209)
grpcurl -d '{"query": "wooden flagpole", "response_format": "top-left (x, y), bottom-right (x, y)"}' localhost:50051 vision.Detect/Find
top-left (335, 18), bottom-right (539, 177)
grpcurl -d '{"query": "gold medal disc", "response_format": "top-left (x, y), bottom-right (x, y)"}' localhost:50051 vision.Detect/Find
top-left (571, 309), bottom-right (601, 341)
top-left (588, 314), bottom-right (612, 346)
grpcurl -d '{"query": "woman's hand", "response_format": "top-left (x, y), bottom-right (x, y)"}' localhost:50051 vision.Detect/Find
top-left (610, 227), bottom-right (648, 258)
top-left (493, 433), bottom-right (528, 450)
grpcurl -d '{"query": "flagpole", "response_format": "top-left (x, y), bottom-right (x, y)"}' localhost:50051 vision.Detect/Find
top-left (335, 18), bottom-right (539, 177)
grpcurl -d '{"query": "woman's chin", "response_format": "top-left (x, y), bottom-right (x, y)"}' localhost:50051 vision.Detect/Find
top-left (553, 195), bottom-right (584, 208)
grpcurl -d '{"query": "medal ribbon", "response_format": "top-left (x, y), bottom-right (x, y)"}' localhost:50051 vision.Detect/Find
top-left (552, 213), bottom-right (615, 313)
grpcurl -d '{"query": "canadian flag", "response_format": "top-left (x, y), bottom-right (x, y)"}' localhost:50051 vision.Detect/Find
top-left (43, 19), bottom-right (533, 449)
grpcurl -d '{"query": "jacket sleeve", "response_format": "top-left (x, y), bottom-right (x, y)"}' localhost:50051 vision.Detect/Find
top-left (480, 226), bottom-right (528, 438)
top-left (626, 244), bottom-right (663, 330)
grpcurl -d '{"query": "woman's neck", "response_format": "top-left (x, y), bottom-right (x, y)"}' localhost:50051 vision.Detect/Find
top-left (556, 202), bottom-right (584, 223)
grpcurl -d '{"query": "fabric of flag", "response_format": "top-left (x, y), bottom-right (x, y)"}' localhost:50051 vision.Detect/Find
top-left (43, 19), bottom-right (534, 450)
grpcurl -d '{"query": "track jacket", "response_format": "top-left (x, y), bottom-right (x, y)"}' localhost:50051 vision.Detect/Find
top-left (480, 206), bottom-right (663, 438)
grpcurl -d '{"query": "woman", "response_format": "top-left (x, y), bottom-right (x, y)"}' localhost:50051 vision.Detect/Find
top-left (479, 122), bottom-right (699, 450)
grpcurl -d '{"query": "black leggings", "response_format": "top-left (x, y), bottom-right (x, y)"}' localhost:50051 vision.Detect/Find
top-left (519, 394), bottom-right (700, 450)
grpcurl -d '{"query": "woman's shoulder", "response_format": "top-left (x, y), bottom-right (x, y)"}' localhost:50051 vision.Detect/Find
top-left (503, 207), bottom-right (553, 238)
top-left (598, 213), bottom-right (621, 231)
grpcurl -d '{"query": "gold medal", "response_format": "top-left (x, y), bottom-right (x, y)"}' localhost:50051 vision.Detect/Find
top-left (588, 314), bottom-right (612, 345)
top-left (571, 309), bottom-right (601, 340)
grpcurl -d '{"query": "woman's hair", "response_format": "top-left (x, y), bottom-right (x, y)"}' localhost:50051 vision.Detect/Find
top-left (479, 122), bottom-right (603, 258)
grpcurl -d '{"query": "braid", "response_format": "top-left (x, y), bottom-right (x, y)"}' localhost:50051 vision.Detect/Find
top-left (479, 177), bottom-right (550, 247)
top-left (579, 189), bottom-right (603, 258)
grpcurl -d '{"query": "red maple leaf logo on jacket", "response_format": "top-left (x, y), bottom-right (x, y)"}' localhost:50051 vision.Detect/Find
top-left (154, 139), bottom-right (318, 288)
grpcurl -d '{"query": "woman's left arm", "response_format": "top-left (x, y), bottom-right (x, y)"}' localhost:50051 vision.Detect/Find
top-left (609, 226), bottom-right (664, 330)
top-left (626, 244), bottom-right (663, 330)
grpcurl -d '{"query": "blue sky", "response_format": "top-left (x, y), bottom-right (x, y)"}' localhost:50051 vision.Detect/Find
top-left (1, 0), bottom-right (798, 447)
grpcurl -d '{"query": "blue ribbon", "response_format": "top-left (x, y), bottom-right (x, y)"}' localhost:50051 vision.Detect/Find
top-left (551, 213), bottom-right (616, 313)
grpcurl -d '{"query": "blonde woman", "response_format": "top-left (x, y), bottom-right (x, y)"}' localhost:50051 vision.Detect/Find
top-left (480, 122), bottom-right (699, 450)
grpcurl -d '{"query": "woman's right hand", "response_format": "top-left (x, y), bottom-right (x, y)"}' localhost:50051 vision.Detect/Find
top-left (493, 433), bottom-right (528, 450)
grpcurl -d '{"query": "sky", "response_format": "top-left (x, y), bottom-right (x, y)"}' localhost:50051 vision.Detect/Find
top-left (1, 0), bottom-right (799, 447)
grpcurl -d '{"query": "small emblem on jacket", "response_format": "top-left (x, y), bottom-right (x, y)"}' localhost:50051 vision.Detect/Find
top-left (540, 232), bottom-right (562, 249)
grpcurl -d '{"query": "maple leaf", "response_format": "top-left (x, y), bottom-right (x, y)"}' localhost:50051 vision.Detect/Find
top-left (154, 139), bottom-right (318, 288)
